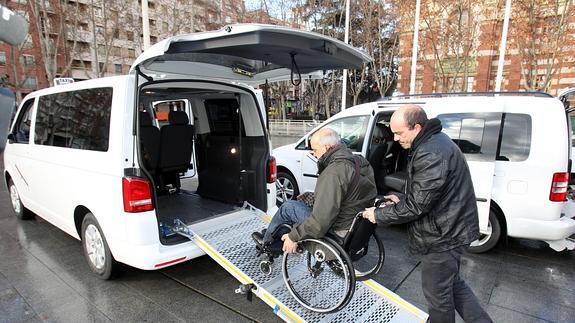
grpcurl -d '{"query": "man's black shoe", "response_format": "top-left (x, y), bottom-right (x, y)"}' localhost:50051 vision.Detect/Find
top-left (251, 230), bottom-right (266, 247)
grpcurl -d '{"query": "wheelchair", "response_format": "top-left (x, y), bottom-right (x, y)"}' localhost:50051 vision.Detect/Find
top-left (254, 211), bottom-right (385, 313)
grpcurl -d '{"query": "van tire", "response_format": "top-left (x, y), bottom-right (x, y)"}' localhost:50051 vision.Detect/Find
top-left (8, 179), bottom-right (34, 220)
top-left (81, 213), bottom-right (121, 280)
top-left (276, 171), bottom-right (299, 206)
top-left (468, 210), bottom-right (502, 253)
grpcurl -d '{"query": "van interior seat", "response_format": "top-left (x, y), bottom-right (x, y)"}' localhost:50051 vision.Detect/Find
top-left (139, 111), bottom-right (160, 172)
top-left (157, 110), bottom-right (195, 189)
top-left (368, 123), bottom-right (397, 193)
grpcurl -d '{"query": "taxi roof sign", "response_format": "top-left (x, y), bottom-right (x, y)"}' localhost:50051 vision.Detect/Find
top-left (54, 78), bottom-right (74, 86)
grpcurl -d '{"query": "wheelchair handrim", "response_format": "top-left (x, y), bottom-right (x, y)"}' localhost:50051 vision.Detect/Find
top-left (282, 238), bottom-right (354, 313)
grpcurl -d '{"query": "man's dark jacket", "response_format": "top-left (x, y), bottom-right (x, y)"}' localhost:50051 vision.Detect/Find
top-left (288, 144), bottom-right (377, 241)
top-left (375, 119), bottom-right (480, 254)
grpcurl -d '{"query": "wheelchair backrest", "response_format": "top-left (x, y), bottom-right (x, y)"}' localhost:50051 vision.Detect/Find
top-left (343, 216), bottom-right (377, 261)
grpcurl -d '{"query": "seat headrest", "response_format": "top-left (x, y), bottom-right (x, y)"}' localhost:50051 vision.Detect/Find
top-left (377, 123), bottom-right (393, 138)
top-left (168, 110), bottom-right (189, 125)
top-left (140, 112), bottom-right (153, 126)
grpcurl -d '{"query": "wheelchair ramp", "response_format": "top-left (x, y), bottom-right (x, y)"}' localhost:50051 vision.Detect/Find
top-left (186, 204), bottom-right (429, 323)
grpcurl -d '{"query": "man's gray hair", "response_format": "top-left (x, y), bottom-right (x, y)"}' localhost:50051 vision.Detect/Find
top-left (312, 127), bottom-right (341, 146)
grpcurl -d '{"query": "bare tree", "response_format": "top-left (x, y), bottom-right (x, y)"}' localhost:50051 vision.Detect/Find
top-left (510, 0), bottom-right (574, 91)
top-left (401, 0), bottom-right (483, 92)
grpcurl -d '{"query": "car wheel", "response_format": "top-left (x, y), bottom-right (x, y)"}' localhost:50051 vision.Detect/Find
top-left (276, 171), bottom-right (299, 206)
top-left (81, 213), bottom-right (121, 280)
top-left (8, 179), bottom-right (34, 220)
top-left (468, 210), bottom-right (502, 253)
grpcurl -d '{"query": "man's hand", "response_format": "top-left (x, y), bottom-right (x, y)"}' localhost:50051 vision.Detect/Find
top-left (362, 207), bottom-right (376, 224)
top-left (282, 234), bottom-right (298, 253)
top-left (383, 194), bottom-right (400, 205)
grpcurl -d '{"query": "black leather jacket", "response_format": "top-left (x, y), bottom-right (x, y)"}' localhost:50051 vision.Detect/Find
top-left (375, 119), bottom-right (480, 254)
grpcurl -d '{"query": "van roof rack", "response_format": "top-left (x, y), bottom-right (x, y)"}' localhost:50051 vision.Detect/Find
top-left (378, 91), bottom-right (553, 101)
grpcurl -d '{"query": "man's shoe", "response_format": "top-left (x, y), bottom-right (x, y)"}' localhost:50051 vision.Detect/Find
top-left (251, 229), bottom-right (266, 246)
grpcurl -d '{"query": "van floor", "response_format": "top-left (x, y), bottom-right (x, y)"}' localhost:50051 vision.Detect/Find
top-left (156, 178), bottom-right (236, 225)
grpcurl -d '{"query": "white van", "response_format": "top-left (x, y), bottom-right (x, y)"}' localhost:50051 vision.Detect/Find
top-left (3, 24), bottom-right (370, 279)
top-left (273, 93), bottom-right (575, 253)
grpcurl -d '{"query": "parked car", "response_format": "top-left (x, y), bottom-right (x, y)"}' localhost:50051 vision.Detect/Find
top-left (3, 24), bottom-right (371, 279)
top-left (273, 92), bottom-right (575, 253)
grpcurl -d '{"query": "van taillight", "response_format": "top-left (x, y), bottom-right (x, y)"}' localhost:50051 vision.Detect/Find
top-left (122, 177), bottom-right (154, 212)
top-left (549, 172), bottom-right (569, 202)
top-left (267, 157), bottom-right (277, 183)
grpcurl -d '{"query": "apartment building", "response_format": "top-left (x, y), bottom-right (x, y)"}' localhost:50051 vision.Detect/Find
top-left (0, 0), bottom-right (245, 98)
top-left (396, 0), bottom-right (575, 96)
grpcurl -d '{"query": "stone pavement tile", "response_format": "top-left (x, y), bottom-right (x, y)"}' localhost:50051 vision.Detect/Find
top-left (90, 290), bottom-right (184, 323)
top-left (162, 290), bottom-right (255, 323)
top-left (10, 274), bottom-right (80, 315)
top-left (557, 305), bottom-right (575, 323)
top-left (0, 273), bottom-right (11, 292)
top-left (456, 304), bottom-right (550, 323)
top-left (162, 256), bottom-right (280, 322)
top-left (36, 298), bottom-right (111, 323)
top-left (0, 288), bottom-right (40, 323)
top-left (119, 269), bottom-right (202, 307)
top-left (489, 272), bottom-right (575, 322)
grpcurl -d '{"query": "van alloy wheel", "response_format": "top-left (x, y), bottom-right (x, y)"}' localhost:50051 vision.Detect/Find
top-left (470, 221), bottom-right (492, 247)
top-left (468, 210), bottom-right (502, 253)
top-left (8, 179), bottom-right (33, 220)
top-left (9, 184), bottom-right (21, 215)
top-left (276, 172), bottom-right (299, 206)
top-left (85, 224), bottom-right (106, 270)
top-left (81, 213), bottom-right (121, 280)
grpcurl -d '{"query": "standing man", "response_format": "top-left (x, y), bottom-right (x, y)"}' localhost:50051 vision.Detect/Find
top-left (253, 127), bottom-right (377, 253)
top-left (363, 105), bottom-right (492, 323)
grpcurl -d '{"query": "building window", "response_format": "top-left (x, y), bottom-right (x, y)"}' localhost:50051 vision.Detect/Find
top-left (94, 7), bottom-right (102, 17)
top-left (126, 31), bottom-right (134, 41)
top-left (21, 55), bottom-right (35, 67)
top-left (23, 77), bottom-right (37, 89)
top-left (99, 62), bottom-right (106, 72)
top-left (163, 22), bottom-right (169, 33)
top-left (150, 36), bottom-right (157, 44)
top-left (115, 64), bottom-right (122, 74)
top-left (128, 48), bottom-right (135, 58)
top-left (0, 52), bottom-right (5, 65)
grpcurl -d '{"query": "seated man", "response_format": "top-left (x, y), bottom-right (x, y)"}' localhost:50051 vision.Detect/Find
top-left (253, 127), bottom-right (377, 254)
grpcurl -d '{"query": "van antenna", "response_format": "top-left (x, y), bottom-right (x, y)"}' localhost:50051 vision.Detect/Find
top-left (290, 52), bottom-right (301, 86)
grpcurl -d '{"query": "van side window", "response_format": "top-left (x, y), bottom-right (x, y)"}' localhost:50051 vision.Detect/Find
top-left (296, 115), bottom-right (370, 152)
top-left (13, 99), bottom-right (35, 144)
top-left (497, 113), bottom-right (531, 162)
top-left (34, 87), bottom-right (113, 151)
top-left (437, 113), bottom-right (501, 162)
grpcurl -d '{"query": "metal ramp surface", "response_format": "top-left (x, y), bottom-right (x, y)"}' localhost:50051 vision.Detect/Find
top-left (186, 205), bottom-right (429, 323)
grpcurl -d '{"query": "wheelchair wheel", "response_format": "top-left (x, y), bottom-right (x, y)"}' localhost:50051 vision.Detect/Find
top-left (282, 237), bottom-right (355, 313)
top-left (353, 232), bottom-right (385, 281)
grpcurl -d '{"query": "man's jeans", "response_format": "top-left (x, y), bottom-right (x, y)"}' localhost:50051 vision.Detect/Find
top-left (263, 200), bottom-right (311, 242)
top-left (421, 246), bottom-right (492, 323)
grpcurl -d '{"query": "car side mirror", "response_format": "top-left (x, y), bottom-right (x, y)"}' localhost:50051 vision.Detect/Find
top-left (7, 133), bottom-right (15, 144)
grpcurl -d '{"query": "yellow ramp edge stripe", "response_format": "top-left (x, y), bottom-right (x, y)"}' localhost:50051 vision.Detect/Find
top-left (260, 292), bottom-right (304, 323)
top-left (194, 236), bottom-right (252, 285)
top-left (362, 279), bottom-right (427, 322)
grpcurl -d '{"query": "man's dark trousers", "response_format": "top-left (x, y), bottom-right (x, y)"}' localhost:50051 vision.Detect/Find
top-left (421, 246), bottom-right (492, 323)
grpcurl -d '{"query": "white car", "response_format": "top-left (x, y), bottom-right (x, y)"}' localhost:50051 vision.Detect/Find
top-left (273, 93), bottom-right (575, 253)
top-left (3, 24), bottom-right (371, 279)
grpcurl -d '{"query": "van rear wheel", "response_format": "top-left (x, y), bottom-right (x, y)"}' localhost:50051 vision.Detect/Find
top-left (468, 210), bottom-right (501, 253)
top-left (81, 213), bottom-right (121, 280)
top-left (276, 171), bottom-right (299, 206)
top-left (8, 179), bottom-right (34, 220)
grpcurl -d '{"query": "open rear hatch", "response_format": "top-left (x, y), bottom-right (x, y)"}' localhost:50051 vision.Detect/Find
top-left (130, 24), bottom-right (372, 85)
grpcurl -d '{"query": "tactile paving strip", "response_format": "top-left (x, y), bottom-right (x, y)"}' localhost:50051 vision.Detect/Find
top-left (188, 207), bottom-right (426, 323)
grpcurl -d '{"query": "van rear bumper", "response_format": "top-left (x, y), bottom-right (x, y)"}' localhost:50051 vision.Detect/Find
top-left (507, 201), bottom-right (575, 241)
top-left (113, 240), bottom-right (206, 270)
